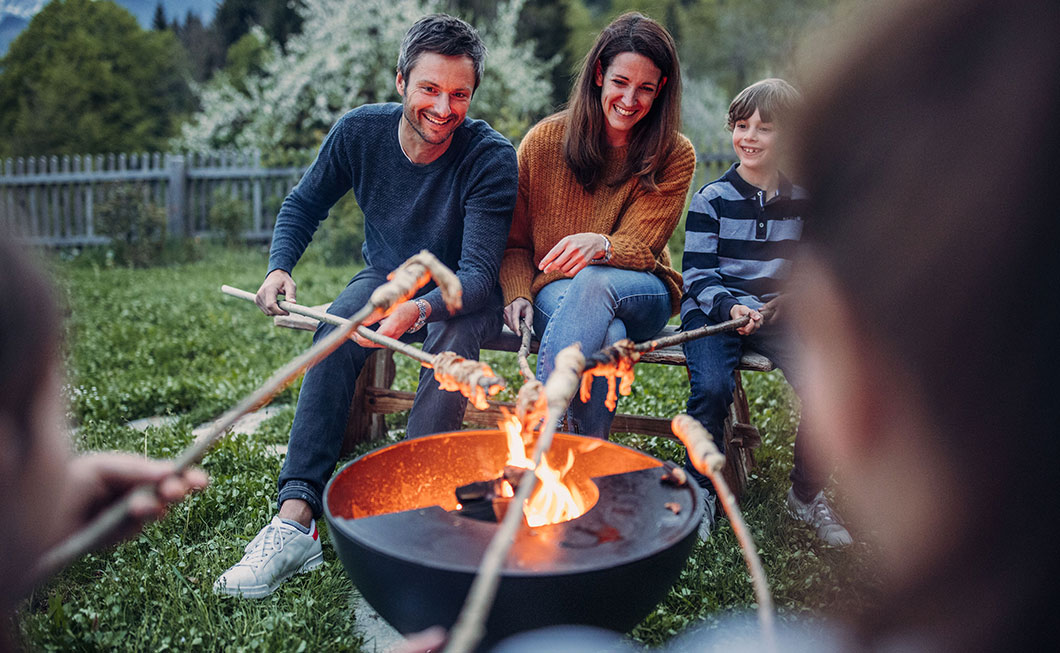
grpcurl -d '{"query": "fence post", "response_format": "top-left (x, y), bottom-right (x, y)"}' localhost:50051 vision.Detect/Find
top-left (166, 154), bottom-right (187, 238)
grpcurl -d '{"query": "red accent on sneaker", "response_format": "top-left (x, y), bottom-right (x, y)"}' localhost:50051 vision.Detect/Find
top-left (312, 525), bottom-right (318, 540)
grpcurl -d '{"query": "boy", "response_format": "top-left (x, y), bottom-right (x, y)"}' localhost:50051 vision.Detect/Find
top-left (680, 78), bottom-right (850, 545)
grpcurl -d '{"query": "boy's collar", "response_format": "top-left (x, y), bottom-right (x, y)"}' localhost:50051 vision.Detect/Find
top-left (724, 163), bottom-right (794, 200)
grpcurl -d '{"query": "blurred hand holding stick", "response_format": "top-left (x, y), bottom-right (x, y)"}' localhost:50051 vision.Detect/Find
top-left (33, 251), bottom-right (460, 584)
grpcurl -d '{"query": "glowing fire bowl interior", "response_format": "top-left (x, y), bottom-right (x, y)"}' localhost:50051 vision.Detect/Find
top-left (324, 430), bottom-right (703, 647)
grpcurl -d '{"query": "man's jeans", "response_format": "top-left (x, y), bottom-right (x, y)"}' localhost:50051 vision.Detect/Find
top-left (533, 267), bottom-right (671, 438)
top-left (277, 267), bottom-right (503, 518)
top-left (680, 308), bottom-right (826, 502)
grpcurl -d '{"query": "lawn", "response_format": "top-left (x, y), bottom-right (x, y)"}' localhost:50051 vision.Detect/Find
top-left (16, 247), bottom-right (878, 651)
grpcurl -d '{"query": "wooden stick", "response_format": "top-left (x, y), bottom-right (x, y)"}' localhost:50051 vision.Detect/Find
top-left (671, 414), bottom-right (777, 652)
top-left (444, 345), bottom-right (586, 653)
top-left (33, 252), bottom-right (458, 585)
top-left (584, 298), bottom-right (780, 371)
top-left (220, 286), bottom-right (506, 400)
top-left (516, 319), bottom-right (535, 382)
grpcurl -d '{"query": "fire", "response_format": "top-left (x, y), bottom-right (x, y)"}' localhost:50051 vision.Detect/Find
top-left (499, 413), bottom-right (589, 527)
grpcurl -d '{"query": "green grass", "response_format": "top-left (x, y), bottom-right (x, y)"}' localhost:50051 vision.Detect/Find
top-left (17, 248), bottom-right (878, 651)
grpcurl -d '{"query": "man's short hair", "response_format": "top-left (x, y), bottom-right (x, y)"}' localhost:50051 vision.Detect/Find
top-left (397, 14), bottom-right (487, 91)
top-left (726, 78), bottom-right (801, 130)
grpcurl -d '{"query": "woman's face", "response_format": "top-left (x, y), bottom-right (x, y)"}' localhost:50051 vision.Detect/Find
top-left (595, 51), bottom-right (663, 147)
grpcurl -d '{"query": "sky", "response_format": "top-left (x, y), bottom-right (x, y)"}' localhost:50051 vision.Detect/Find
top-left (0, 0), bottom-right (218, 55)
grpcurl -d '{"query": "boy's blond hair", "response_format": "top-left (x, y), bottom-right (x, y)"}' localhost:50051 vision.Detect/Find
top-left (726, 78), bottom-right (801, 131)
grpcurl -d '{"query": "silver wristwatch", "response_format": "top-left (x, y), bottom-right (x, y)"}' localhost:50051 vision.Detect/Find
top-left (407, 298), bottom-right (429, 333)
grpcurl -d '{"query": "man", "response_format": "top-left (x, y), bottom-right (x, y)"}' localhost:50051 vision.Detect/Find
top-left (214, 14), bottom-right (517, 599)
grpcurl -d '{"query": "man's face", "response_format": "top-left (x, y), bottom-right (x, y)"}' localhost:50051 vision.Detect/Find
top-left (396, 52), bottom-right (476, 147)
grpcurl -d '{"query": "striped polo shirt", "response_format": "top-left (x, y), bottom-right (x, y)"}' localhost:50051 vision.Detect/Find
top-left (681, 163), bottom-right (809, 324)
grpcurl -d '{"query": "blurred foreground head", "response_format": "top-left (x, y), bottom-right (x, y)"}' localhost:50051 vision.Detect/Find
top-left (0, 235), bottom-right (68, 615)
top-left (792, 0), bottom-right (1060, 648)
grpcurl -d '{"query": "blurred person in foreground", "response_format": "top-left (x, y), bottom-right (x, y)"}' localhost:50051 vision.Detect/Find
top-left (0, 240), bottom-right (208, 652)
top-left (397, 0), bottom-right (1060, 649)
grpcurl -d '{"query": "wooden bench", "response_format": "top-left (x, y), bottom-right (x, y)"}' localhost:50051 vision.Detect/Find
top-left (276, 312), bottom-right (773, 498)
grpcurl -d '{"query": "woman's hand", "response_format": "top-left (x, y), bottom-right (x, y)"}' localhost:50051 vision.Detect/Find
top-left (503, 297), bottom-right (533, 335)
top-left (730, 304), bottom-right (764, 335)
top-left (538, 233), bottom-right (609, 277)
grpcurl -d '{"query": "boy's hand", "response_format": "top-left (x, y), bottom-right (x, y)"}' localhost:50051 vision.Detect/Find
top-left (730, 304), bottom-right (764, 335)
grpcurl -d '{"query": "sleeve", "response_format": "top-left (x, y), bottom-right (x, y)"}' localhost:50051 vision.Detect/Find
top-left (606, 136), bottom-right (697, 270)
top-left (682, 187), bottom-right (740, 323)
top-left (420, 139), bottom-right (519, 321)
top-left (498, 138), bottom-right (536, 306)
top-left (267, 116), bottom-right (355, 275)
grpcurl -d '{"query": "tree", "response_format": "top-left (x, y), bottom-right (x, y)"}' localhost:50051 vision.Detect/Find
top-left (176, 0), bottom-right (555, 153)
top-left (152, 2), bottom-right (167, 31)
top-left (0, 0), bottom-right (195, 157)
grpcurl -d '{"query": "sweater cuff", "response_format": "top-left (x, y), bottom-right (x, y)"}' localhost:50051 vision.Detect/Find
top-left (711, 295), bottom-right (741, 324)
top-left (499, 256), bottom-right (535, 306)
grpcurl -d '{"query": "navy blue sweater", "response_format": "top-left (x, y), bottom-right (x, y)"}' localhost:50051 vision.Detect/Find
top-left (681, 164), bottom-right (809, 323)
top-left (268, 103), bottom-right (518, 321)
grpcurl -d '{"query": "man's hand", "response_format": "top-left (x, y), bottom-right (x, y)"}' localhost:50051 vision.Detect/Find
top-left (61, 453), bottom-right (209, 547)
top-left (503, 297), bottom-right (533, 335)
top-left (354, 300), bottom-right (426, 347)
top-left (255, 269), bottom-right (297, 316)
top-left (538, 233), bottom-right (609, 277)
top-left (730, 304), bottom-right (764, 335)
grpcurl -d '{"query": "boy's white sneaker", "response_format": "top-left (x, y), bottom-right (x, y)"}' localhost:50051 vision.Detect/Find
top-left (213, 516), bottom-right (323, 598)
top-left (786, 488), bottom-right (853, 547)
top-left (697, 488), bottom-right (718, 541)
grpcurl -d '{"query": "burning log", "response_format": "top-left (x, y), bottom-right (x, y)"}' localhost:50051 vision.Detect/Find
top-left (35, 251), bottom-right (461, 586)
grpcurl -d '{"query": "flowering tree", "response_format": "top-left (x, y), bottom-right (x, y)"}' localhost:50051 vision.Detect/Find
top-left (175, 0), bottom-right (554, 153)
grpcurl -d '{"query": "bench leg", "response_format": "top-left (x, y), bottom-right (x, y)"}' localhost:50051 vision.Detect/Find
top-left (721, 370), bottom-right (762, 500)
top-left (341, 349), bottom-right (396, 455)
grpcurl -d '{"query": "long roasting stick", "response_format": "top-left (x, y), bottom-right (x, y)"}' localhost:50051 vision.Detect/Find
top-left (671, 414), bottom-right (777, 653)
top-left (443, 344), bottom-right (585, 653)
top-left (220, 286), bottom-right (506, 401)
top-left (33, 251), bottom-right (460, 584)
top-left (583, 298), bottom-right (779, 372)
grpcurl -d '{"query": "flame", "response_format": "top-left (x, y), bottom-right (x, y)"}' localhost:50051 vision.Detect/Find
top-left (499, 412), bottom-right (588, 527)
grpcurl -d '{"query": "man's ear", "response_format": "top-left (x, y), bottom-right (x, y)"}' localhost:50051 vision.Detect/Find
top-left (395, 72), bottom-right (406, 98)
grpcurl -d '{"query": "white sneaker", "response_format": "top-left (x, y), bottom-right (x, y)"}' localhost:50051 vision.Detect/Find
top-left (786, 488), bottom-right (853, 547)
top-left (213, 516), bottom-right (323, 598)
top-left (698, 488), bottom-right (718, 541)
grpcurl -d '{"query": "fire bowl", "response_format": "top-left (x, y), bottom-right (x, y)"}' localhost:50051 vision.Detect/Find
top-left (324, 430), bottom-right (703, 647)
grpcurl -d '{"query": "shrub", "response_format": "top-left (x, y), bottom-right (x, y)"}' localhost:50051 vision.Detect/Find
top-left (95, 183), bottom-right (167, 267)
top-left (207, 189), bottom-right (250, 246)
top-left (311, 193), bottom-right (365, 267)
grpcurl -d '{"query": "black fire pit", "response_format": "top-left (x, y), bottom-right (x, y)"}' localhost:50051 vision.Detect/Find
top-left (324, 429), bottom-right (702, 648)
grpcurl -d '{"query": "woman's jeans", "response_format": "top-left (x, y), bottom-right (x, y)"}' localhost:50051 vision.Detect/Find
top-left (533, 266), bottom-right (671, 439)
top-left (681, 308), bottom-right (826, 501)
top-left (277, 267), bottom-right (503, 518)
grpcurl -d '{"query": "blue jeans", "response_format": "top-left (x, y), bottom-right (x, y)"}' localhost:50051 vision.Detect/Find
top-left (277, 267), bottom-right (503, 518)
top-left (533, 267), bottom-right (671, 438)
top-left (681, 308), bottom-right (826, 502)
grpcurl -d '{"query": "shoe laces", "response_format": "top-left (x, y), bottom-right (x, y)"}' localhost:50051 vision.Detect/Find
top-left (242, 523), bottom-right (288, 565)
top-left (808, 494), bottom-right (843, 528)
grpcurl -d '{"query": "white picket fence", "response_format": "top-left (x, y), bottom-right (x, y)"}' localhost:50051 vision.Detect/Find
top-left (0, 150), bottom-right (306, 246)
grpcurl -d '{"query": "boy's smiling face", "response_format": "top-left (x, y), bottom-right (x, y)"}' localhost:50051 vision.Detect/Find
top-left (732, 108), bottom-right (780, 183)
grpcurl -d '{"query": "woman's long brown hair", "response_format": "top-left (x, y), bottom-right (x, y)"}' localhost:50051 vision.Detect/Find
top-left (564, 12), bottom-right (682, 192)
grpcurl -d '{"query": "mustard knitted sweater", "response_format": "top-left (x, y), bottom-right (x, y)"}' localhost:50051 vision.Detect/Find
top-left (499, 115), bottom-right (696, 316)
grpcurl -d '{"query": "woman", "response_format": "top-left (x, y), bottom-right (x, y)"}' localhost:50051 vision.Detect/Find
top-left (500, 12), bottom-right (696, 437)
